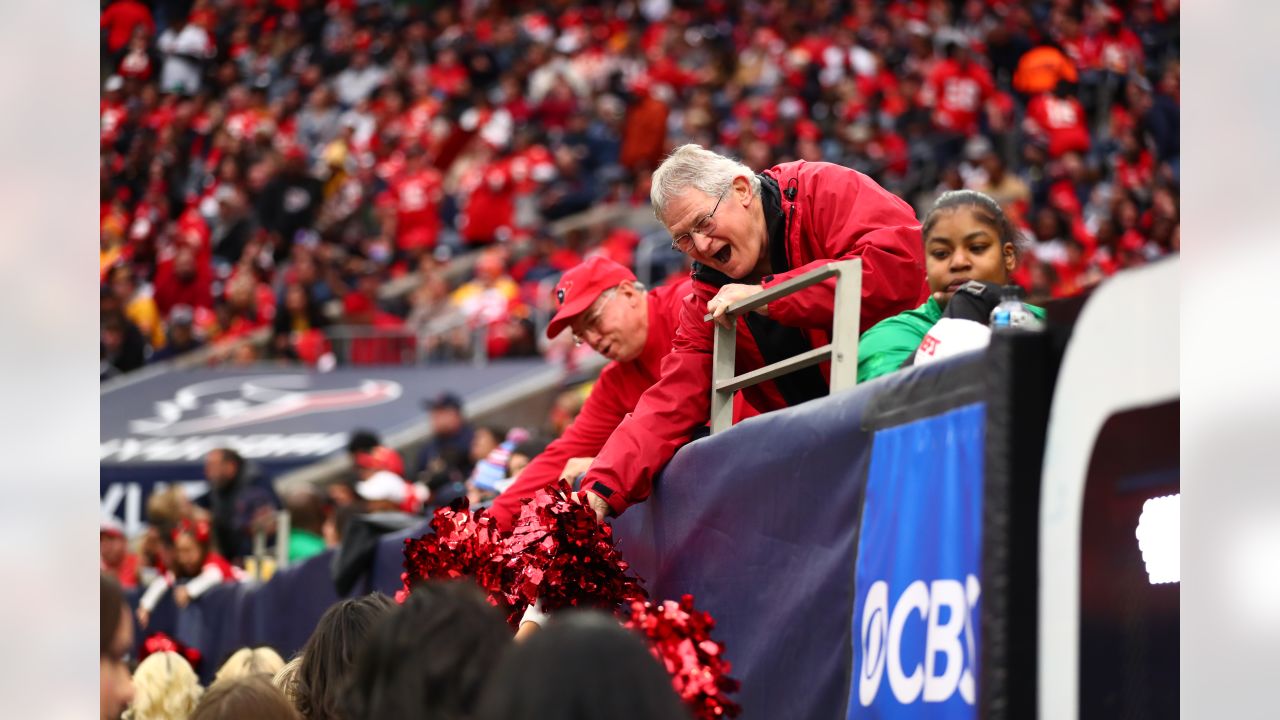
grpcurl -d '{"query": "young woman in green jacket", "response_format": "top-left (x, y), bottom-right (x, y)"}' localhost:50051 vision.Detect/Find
top-left (857, 190), bottom-right (1045, 382)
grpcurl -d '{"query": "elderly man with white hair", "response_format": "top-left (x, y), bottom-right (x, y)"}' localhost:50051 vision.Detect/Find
top-left (575, 144), bottom-right (929, 521)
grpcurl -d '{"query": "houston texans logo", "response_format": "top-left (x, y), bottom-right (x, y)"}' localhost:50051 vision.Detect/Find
top-left (129, 375), bottom-right (403, 437)
top-left (556, 280), bottom-right (574, 306)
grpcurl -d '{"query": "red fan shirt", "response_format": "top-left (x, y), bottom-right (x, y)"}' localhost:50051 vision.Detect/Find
top-left (1099, 27), bottom-right (1144, 75)
top-left (508, 144), bottom-right (556, 194)
top-left (459, 160), bottom-right (516, 246)
top-left (391, 168), bottom-right (444, 251)
top-left (1115, 150), bottom-right (1154, 191)
top-left (101, 101), bottom-right (128, 146)
top-left (101, 0), bottom-right (154, 53)
top-left (1026, 94), bottom-right (1091, 157)
top-left (926, 59), bottom-right (994, 135)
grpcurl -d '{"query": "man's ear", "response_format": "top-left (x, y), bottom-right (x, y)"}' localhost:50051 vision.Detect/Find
top-left (733, 175), bottom-right (753, 205)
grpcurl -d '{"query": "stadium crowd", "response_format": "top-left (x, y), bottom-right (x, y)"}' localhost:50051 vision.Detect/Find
top-left (100, 0), bottom-right (1179, 378)
top-left (101, 0), bottom-right (1179, 717)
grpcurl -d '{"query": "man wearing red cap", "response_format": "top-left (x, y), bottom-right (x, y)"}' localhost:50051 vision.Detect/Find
top-left (100, 518), bottom-right (139, 590)
top-left (488, 256), bottom-right (692, 530)
top-left (354, 446), bottom-right (428, 514)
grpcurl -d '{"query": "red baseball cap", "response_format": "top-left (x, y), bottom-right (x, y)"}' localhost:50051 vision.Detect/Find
top-left (354, 446), bottom-right (404, 477)
top-left (545, 256), bottom-right (636, 339)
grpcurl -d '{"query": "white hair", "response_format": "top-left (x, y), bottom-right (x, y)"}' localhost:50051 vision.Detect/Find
top-left (124, 651), bottom-right (203, 720)
top-left (650, 144), bottom-right (761, 221)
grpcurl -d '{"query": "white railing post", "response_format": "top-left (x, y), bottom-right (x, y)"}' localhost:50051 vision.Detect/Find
top-left (274, 509), bottom-right (290, 570)
top-left (829, 261), bottom-right (861, 393)
top-left (710, 321), bottom-right (737, 432)
top-left (707, 259), bottom-right (861, 434)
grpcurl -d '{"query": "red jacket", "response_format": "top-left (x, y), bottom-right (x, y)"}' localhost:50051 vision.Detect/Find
top-left (488, 278), bottom-right (693, 529)
top-left (583, 161), bottom-right (928, 517)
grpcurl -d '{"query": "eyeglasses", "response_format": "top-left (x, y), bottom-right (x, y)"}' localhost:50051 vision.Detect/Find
top-left (670, 187), bottom-right (729, 253)
top-left (571, 287), bottom-right (619, 347)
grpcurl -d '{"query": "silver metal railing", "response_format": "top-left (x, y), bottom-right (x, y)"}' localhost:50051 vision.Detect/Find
top-left (249, 509), bottom-right (292, 580)
top-left (707, 259), bottom-right (862, 434)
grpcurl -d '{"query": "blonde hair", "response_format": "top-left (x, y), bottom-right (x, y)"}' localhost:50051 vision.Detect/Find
top-left (124, 651), bottom-right (203, 720)
top-left (650, 144), bottom-right (761, 221)
top-left (146, 487), bottom-right (188, 527)
top-left (272, 656), bottom-right (303, 708)
top-left (215, 647), bottom-right (286, 683)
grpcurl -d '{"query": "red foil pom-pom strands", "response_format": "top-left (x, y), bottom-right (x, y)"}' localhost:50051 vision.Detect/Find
top-left (397, 498), bottom-right (501, 603)
top-left (397, 485), bottom-right (741, 717)
top-left (398, 485), bottom-right (645, 624)
top-left (624, 596), bottom-right (741, 720)
top-left (489, 480), bottom-right (647, 626)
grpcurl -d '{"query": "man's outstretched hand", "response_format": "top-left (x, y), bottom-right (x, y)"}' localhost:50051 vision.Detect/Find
top-left (569, 489), bottom-right (611, 523)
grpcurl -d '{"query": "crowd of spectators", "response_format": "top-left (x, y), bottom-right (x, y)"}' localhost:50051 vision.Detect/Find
top-left (100, 386), bottom-right (676, 720)
top-left (100, 4), bottom-right (1180, 715)
top-left (103, 571), bottom-right (692, 720)
top-left (100, 388), bottom-right (585, 598)
top-left (100, 0), bottom-right (1179, 379)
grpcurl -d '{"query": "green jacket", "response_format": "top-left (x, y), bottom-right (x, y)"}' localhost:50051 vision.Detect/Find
top-left (856, 298), bottom-right (1046, 383)
top-left (288, 528), bottom-right (327, 563)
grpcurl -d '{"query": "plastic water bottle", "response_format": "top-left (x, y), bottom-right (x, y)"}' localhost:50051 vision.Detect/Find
top-left (989, 286), bottom-right (1040, 330)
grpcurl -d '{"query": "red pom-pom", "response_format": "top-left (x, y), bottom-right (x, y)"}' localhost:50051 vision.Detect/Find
top-left (398, 498), bottom-right (502, 603)
top-left (488, 480), bottom-right (646, 627)
top-left (140, 631), bottom-right (203, 672)
top-left (623, 594), bottom-right (741, 720)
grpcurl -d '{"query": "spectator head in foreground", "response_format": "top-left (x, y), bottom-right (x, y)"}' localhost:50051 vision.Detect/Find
top-left (294, 593), bottom-right (396, 720)
top-left (545, 256), bottom-right (650, 363)
top-left (344, 581), bottom-right (511, 720)
top-left (124, 651), bottom-right (203, 720)
top-left (191, 674), bottom-right (300, 720)
top-left (475, 610), bottom-right (692, 720)
top-left (214, 646), bottom-right (286, 684)
top-left (102, 574), bottom-right (135, 720)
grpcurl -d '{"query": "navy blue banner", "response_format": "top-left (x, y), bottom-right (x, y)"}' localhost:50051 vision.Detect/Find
top-left (101, 360), bottom-right (554, 535)
top-left (850, 403), bottom-right (985, 718)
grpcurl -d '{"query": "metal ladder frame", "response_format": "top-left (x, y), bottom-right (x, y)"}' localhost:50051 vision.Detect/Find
top-left (707, 259), bottom-right (862, 434)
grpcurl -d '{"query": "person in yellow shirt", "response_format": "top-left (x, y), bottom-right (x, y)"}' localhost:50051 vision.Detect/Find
top-left (449, 248), bottom-right (519, 326)
top-left (108, 264), bottom-right (165, 350)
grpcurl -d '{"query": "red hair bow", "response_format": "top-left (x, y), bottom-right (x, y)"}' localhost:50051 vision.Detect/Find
top-left (172, 518), bottom-right (211, 545)
top-left (140, 631), bottom-right (203, 671)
